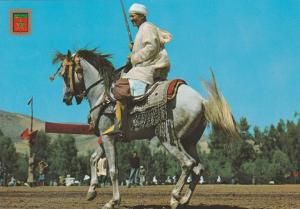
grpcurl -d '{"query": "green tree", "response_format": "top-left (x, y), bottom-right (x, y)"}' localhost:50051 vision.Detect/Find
top-left (31, 131), bottom-right (51, 162)
top-left (116, 142), bottom-right (134, 182)
top-left (275, 120), bottom-right (287, 151)
top-left (231, 140), bottom-right (255, 167)
top-left (15, 154), bottom-right (28, 182)
top-left (208, 117), bottom-right (256, 182)
top-left (286, 120), bottom-right (300, 173)
top-left (30, 131), bottom-right (52, 180)
top-left (206, 157), bottom-right (234, 183)
top-left (48, 135), bottom-right (78, 180)
top-left (240, 161), bottom-right (256, 184)
top-left (165, 153), bottom-right (181, 179)
top-left (258, 126), bottom-right (277, 160)
top-left (241, 158), bottom-right (272, 184)
top-left (152, 150), bottom-right (169, 183)
top-left (269, 150), bottom-right (292, 183)
top-left (0, 135), bottom-right (18, 185)
top-left (76, 154), bottom-right (90, 181)
top-left (136, 141), bottom-right (153, 183)
top-left (239, 117), bottom-right (252, 140)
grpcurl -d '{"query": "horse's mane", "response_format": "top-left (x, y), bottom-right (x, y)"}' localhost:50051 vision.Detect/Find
top-left (76, 49), bottom-right (117, 91)
top-left (52, 48), bottom-right (118, 92)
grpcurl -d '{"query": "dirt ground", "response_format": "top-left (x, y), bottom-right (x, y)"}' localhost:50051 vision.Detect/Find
top-left (0, 184), bottom-right (299, 209)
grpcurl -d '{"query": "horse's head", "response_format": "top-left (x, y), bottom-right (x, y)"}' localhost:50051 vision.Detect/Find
top-left (51, 49), bottom-right (116, 106)
top-left (51, 50), bottom-right (85, 105)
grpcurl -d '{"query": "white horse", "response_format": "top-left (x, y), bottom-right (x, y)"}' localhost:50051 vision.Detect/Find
top-left (52, 49), bottom-right (239, 209)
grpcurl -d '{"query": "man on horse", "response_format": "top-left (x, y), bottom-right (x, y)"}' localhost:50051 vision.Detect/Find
top-left (108, 3), bottom-right (172, 136)
top-left (125, 3), bottom-right (171, 93)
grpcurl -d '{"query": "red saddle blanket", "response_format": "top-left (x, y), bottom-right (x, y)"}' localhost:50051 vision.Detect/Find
top-left (167, 79), bottom-right (186, 100)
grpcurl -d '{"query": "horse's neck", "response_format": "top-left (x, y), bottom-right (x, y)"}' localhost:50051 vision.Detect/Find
top-left (81, 58), bottom-right (105, 107)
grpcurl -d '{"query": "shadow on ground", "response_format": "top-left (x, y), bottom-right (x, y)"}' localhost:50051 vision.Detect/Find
top-left (128, 205), bottom-right (247, 209)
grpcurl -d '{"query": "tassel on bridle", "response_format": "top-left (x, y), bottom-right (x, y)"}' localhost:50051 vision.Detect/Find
top-left (49, 63), bottom-right (62, 81)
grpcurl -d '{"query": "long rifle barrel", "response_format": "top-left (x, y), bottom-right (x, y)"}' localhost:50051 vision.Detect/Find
top-left (30, 99), bottom-right (33, 132)
top-left (119, 0), bottom-right (133, 44)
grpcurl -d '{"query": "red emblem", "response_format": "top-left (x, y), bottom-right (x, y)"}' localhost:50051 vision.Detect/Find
top-left (10, 9), bottom-right (32, 35)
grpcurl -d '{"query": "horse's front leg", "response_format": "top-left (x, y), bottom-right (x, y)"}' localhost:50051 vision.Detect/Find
top-left (102, 135), bottom-right (120, 209)
top-left (87, 145), bottom-right (103, 201)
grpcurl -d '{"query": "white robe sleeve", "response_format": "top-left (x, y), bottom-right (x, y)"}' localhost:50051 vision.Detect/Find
top-left (131, 24), bottom-right (160, 65)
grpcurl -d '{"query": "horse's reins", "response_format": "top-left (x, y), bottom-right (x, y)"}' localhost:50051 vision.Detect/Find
top-left (51, 54), bottom-right (116, 134)
top-left (71, 56), bottom-right (111, 133)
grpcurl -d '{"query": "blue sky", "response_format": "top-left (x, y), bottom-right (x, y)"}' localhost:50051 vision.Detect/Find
top-left (1, 0), bottom-right (300, 130)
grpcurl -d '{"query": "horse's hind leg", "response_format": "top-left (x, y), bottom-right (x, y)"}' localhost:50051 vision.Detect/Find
top-left (179, 134), bottom-right (205, 206)
top-left (87, 145), bottom-right (103, 201)
top-left (180, 171), bottom-right (200, 205)
top-left (160, 141), bottom-right (194, 209)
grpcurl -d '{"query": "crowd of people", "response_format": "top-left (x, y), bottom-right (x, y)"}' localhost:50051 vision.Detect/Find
top-left (1, 149), bottom-right (223, 187)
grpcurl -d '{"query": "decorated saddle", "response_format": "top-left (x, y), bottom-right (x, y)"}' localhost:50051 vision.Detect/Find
top-left (128, 79), bottom-right (186, 130)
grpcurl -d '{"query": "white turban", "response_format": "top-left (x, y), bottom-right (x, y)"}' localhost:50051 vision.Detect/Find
top-left (129, 3), bottom-right (148, 16)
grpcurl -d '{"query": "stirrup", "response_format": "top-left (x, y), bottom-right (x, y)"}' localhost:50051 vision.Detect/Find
top-left (102, 124), bottom-right (125, 138)
top-left (102, 101), bottom-right (127, 139)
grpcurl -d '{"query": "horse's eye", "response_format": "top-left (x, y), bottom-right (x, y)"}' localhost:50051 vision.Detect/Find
top-left (75, 66), bottom-right (83, 73)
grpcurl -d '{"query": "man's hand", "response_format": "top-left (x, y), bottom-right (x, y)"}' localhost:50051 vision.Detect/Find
top-left (129, 42), bottom-right (134, 51)
top-left (123, 58), bottom-right (132, 73)
top-left (127, 53), bottom-right (132, 61)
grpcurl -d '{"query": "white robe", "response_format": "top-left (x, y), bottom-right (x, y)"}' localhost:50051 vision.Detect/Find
top-left (125, 22), bottom-right (171, 85)
top-left (97, 157), bottom-right (107, 176)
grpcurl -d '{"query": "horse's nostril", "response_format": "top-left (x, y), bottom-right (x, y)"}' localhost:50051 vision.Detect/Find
top-left (63, 97), bottom-right (72, 105)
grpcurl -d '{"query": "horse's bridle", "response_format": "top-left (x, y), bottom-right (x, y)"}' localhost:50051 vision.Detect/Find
top-left (60, 54), bottom-right (105, 102)
top-left (62, 59), bottom-right (76, 94)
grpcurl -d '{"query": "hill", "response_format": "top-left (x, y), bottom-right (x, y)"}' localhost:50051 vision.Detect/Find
top-left (0, 110), bottom-right (209, 155)
top-left (0, 110), bottom-right (98, 155)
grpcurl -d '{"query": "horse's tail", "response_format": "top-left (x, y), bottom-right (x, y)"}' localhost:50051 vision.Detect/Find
top-left (202, 70), bottom-right (240, 138)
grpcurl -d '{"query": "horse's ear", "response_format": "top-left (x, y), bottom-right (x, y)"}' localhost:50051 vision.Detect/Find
top-left (67, 50), bottom-right (72, 58)
top-left (52, 51), bottom-right (65, 64)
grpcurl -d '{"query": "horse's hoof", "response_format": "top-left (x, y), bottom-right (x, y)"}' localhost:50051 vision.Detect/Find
top-left (102, 204), bottom-right (111, 209)
top-left (179, 196), bottom-right (189, 206)
top-left (102, 199), bottom-right (120, 209)
top-left (86, 191), bottom-right (97, 201)
top-left (170, 199), bottom-right (179, 209)
top-left (171, 191), bottom-right (181, 201)
top-left (102, 203), bottom-right (119, 209)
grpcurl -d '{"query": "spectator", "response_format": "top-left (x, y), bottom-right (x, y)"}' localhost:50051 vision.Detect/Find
top-left (200, 176), bottom-right (205, 184)
top-left (97, 152), bottom-right (108, 188)
top-left (128, 151), bottom-right (140, 187)
top-left (172, 175), bottom-right (177, 184)
top-left (165, 176), bottom-right (172, 184)
top-left (152, 176), bottom-right (158, 185)
top-left (216, 175), bottom-right (222, 184)
top-left (65, 174), bottom-right (75, 186)
top-left (187, 175), bottom-right (192, 183)
top-left (83, 174), bottom-right (90, 186)
top-left (139, 166), bottom-right (146, 186)
top-left (8, 176), bottom-right (16, 187)
top-left (37, 161), bottom-right (48, 186)
top-left (59, 175), bottom-right (65, 186)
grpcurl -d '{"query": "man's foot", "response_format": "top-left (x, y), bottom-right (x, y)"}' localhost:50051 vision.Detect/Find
top-left (102, 122), bottom-right (126, 139)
